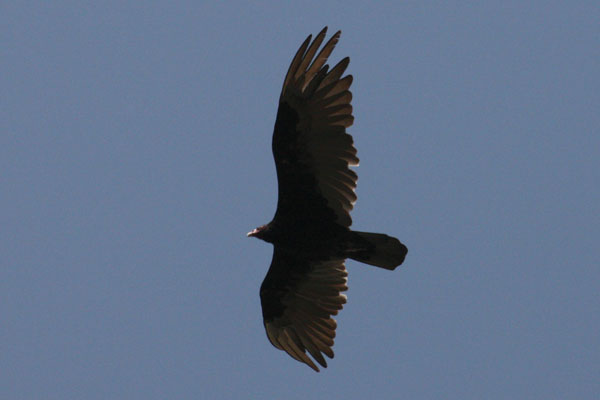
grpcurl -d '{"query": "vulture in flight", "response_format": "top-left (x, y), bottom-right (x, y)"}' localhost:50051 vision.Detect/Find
top-left (248, 27), bottom-right (408, 372)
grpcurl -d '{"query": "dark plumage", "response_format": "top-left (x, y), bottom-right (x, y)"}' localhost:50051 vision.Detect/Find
top-left (248, 27), bottom-right (408, 372)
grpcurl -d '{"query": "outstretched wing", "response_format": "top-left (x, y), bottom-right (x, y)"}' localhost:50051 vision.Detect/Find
top-left (272, 27), bottom-right (359, 228)
top-left (260, 247), bottom-right (348, 372)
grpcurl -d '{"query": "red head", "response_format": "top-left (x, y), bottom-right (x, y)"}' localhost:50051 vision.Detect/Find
top-left (247, 224), bottom-right (273, 242)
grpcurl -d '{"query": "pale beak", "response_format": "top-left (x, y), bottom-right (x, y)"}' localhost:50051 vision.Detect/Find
top-left (247, 228), bottom-right (258, 237)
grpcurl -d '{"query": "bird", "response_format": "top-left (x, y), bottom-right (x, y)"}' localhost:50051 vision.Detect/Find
top-left (248, 27), bottom-right (408, 372)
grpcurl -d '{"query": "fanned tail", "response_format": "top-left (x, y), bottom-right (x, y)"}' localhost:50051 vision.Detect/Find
top-left (348, 231), bottom-right (407, 270)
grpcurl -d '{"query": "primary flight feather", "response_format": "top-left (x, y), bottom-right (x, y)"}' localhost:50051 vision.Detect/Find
top-left (248, 27), bottom-right (408, 372)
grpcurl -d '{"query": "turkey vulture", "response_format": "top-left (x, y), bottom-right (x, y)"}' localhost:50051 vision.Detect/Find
top-left (248, 27), bottom-right (408, 372)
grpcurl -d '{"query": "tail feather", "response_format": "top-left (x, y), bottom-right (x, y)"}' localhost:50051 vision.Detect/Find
top-left (348, 231), bottom-right (407, 270)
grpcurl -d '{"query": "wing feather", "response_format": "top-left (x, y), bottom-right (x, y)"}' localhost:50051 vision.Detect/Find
top-left (304, 32), bottom-right (340, 86)
top-left (294, 28), bottom-right (327, 84)
top-left (284, 329), bottom-right (320, 371)
top-left (260, 250), bottom-right (348, 372)
top-left (295, 326), bottom-right (328, 367)
top-left (316, 57), bottom-right (350, 90)
top-left (312, 90), bottom-right (352, 109)
top-left (314, 75), bottom-right (354, 99)
top-left (280, 34), bottom-right (313, 98)
top-left (272, 28), bottom-right (358, 228)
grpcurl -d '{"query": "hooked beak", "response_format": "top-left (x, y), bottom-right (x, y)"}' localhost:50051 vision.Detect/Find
top-left (247, 228), bottom-right (259, 237)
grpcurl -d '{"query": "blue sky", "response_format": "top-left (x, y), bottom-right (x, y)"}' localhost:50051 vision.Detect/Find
top-left (2, 1), bottom-right (599, 399)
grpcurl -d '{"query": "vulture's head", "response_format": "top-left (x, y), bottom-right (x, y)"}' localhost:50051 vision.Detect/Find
top-left (247, 224), bottom-right (272, 242)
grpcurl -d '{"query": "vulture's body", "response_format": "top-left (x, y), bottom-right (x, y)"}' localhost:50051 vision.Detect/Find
top-left (248, 27), bottom-right (408, 372)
